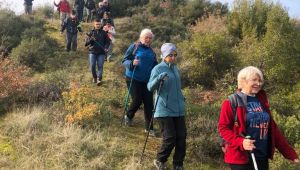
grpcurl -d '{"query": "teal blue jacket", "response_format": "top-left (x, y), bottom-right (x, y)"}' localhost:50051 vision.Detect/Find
top-left (147, 61), bottom-right (185, 118)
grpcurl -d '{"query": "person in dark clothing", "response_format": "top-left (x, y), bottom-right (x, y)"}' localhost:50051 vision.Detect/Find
top-left (101, 11), bottom-right (114, 27)
top-left (61, 10), bottom-right (83, 52)
top-left (122, 28), bottom-right (157, 136)
top-left (95, 0), bottom-right (111, 20)
top-left (147, 43), bottom-right (186, 170)
top-left (73, 0), bottom-right (85, 22)
top-left (24, 0), bottom-right (34, 15)
top-left (85, 0), bottom-right (96, 22)
top-left (85, 19), bottom-right (111, 85)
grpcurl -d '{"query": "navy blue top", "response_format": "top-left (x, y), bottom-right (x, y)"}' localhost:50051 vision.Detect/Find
top-left (246, 96), bottom-right (270, 159)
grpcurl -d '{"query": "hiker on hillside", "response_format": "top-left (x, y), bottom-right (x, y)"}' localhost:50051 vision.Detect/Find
top-left (73, 0), bottom-right (85, 22)
top-left (122, 28), bottom-right (157, 136)
top-left (218, 66), bottom-right (299, 170)
top-left (61, 10), bottom-right (82, 52)
top-left (85, 19), bottom-right (111, 85)
top-left (95, 0), bottom-right (111, 20)
top-left (85, 0), bottom-right (96, 23)
top-left (24, 0), bottom-right (34, 15)
top-left (102, 20), bottom-right (115, 62)
top-left (147, 43), bottom-right (186, 170)
top-left (101, 11), bottom-right (114, 27)
top-left (54, 0), bottom-right (71, 24)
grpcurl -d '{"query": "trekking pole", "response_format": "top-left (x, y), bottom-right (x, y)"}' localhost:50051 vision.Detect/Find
top-left (139, 77), bottom-right (165, 164)
top-left (120, 65), bottom-right (136, 126)
top-left (245, 136), bottom-right (258, 170)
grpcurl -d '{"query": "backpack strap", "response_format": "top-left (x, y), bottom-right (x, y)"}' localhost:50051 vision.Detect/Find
top-left (228, 92), bottom-right (245, 127)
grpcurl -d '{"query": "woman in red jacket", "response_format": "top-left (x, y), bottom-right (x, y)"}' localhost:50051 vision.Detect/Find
top-left (218, 66), bottom-right (299, 170)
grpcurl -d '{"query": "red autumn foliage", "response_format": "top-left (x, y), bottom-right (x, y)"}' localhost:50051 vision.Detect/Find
top-left (0, 58), bottom-right (30, 98)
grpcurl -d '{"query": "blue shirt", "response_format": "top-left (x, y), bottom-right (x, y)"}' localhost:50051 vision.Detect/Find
top-left (246, 96), bottom-right (270, 159)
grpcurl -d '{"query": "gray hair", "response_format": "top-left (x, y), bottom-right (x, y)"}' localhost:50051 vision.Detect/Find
top-left (237, 66), bottom-right (264, 89)
top-left (139, 28), bottom-right (154, 40)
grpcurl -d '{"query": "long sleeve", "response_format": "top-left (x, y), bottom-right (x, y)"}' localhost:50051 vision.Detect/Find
top-left (218, 100), bottom-right (245, 150)
top-left (147, 68), bottom-right (161, 92)
top-left (272, 120), bottom-right (299, 160)
top-left (122, 44), bottom-right (136, 70)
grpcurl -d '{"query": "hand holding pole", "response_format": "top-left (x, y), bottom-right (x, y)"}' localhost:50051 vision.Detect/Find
top-left (245, 136), bottom-right (258, 170)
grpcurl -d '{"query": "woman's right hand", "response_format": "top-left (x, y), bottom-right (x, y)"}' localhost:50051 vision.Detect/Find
top-left (132, 58), bottom-right (139, 66)
top-left (242, 138), bottom-right (256, 151)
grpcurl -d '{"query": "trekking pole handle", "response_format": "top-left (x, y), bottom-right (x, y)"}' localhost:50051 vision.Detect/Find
top-left (245, 136), bottom-right (258, 170)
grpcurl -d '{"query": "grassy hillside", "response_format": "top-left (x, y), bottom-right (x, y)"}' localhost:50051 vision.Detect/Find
top-left (0, 18), bottom-right (225, 169)
top-left (1, 1), bottom-right (300, 168)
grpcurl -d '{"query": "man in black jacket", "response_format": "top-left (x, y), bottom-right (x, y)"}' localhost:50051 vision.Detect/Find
top-left (85, 19), bottom-right (111, 85)
top-left (85, 0), bottom-right (96, 22)
top-left (61, 10), bottom-right (82, 52)
top-left (74, 0), bottom-right (85, 22)
top-left (24, 0), bottom-right (34, 15)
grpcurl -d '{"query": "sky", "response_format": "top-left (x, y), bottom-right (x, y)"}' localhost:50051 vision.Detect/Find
top-left (0, 0), bottom-right (299, 19)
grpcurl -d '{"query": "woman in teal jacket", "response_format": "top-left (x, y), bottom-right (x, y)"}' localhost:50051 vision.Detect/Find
top-left (147, 43), bottom-right (186, 170)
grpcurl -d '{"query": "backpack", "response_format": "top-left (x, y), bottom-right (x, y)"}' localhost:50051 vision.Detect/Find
top-left (220, 92), bottom-right (245, 152)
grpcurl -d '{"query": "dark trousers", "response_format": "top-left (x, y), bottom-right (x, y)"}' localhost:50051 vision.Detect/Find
top-left (156, 116), bottom-right (187, 167)
top-left (126, 79), bottom-right (153, 130)
top-left (76, 9), bottom-right (84, 21)
top-left (230, 158), bottom-right (268, 170)
top-left (66, 33), bottom-right (77, 51)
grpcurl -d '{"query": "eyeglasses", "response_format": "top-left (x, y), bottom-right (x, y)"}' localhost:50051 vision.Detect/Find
top-left (168, 53), bottom-right (177, 57)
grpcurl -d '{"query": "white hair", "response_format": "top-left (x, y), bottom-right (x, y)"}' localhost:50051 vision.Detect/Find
top-left (237, 66), bottom-right (264, 89)
top-left (139, 28), bottom-right (154, 40)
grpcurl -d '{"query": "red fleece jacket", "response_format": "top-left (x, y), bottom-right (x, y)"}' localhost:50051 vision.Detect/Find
top-left (218, 90), bottom-right (298, 164)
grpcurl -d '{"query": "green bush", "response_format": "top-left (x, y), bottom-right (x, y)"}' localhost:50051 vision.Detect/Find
top-left (178, 32), bottom-right (236, 88)
top-left (21, 70), bottom-right (70, 104)
top-left (34, 5), bottom-right (54, 19)
top-left (0, 10), bottom-right (35, 52)
top-left (186, 103), bottom-right (222, 162)
top-left (10, 36), bottom-right (59, 72)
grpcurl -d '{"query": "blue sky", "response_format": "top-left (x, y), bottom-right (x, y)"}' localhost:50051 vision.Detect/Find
top-left (1, 0), bottom-right (300, 18)
top-left (212, 0), bottom-right (300, 18)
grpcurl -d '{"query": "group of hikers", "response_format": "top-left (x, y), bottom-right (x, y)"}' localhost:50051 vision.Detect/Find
top-left (57, 0), bottom-right (115, 86)
top-left (24, 1), bottom-right (300, 170)
top-left (54, 0), bottom-right (111, 23)
top-left (122, 28), bottom-right (300, 169)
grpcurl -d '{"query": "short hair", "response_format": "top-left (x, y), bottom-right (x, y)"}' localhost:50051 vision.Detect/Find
top-left (94, 19), bottom-right (101, 23)
top-left (237, 66), bottom-right (264, 89)
top-left (139, 28), bottom-right (154, 40)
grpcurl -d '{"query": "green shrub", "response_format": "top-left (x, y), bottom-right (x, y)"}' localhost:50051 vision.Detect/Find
top-left (178, 32), bottom-right (236, 88)
top-left (34, 5), bottom-right (54, 19)
top-left (22, 70), bottom-right (70, 104)
top-left (10, 36), bottom-right (59, 72)
top-left (186, 103), bottom-right (223, 162)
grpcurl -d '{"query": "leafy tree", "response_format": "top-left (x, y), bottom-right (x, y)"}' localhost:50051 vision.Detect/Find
top-left (178, 32), bottom-right (236, 88)
top-left (227, 0), bottom-right (270, 39)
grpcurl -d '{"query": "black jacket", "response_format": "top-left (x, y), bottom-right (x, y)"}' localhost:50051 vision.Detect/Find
top-left (61, 17), bottom-right (82, 34)
top-left (74, 0), bottom-right (85, 10)
top-left (24, 0), bottom-right (33, 5)
top-left (85, 0), bottom-right (95, 10)
top-left (85, 29), bottom-right (111, 55)
top-left (96, 5), bottom-right (111, 19)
